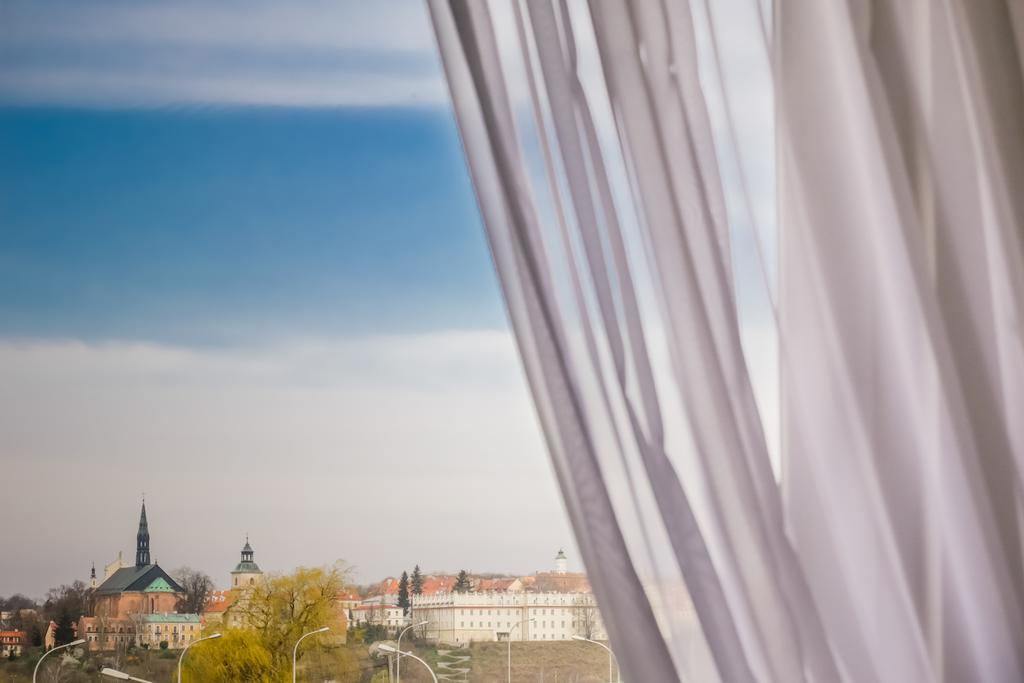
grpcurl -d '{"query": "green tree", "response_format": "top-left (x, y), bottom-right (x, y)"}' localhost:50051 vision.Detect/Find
top-left (410, 565), bottom-right (424, 596)
top-left (239, 561), bottom-right (354, 673)
top-left (54, 603), bottom-right (79, 646)
top-left (454, 570), bottom-right (471, 593)
top-left (363, 623), bottom-right (389, 643)
top-left (180, 629), bottom-right (276, 683)
top-left (43, 581), bottom-right (91, 632)
top-left (397, 571), bottom-right (410, 616)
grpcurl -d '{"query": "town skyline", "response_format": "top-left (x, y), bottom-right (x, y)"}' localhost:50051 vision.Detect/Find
top-left (1, 496), bottom-right (582, 600)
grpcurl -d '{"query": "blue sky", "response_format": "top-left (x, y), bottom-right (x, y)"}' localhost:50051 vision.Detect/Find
top-left (0, 0), bottom-right (576, 597)
top-left (0, 106), bottom-right (502, 344)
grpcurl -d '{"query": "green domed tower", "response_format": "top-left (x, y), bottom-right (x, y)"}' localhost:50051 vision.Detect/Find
top-left (231, 536), bottom-right (263, 589)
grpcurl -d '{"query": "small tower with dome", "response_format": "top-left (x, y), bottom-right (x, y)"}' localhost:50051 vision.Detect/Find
top-left (555, 548), bottom-right (568, 574)
top-left (231, 536), bottom-right (263, 589)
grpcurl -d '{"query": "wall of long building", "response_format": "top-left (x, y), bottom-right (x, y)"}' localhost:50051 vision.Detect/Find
top-left (411, 592), bottom-right (606, 645)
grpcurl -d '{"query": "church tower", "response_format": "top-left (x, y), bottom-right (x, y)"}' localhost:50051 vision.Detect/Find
top-left (231, 536), bottom-right (263, 588)
top-left (136, 500), bottom-right (151, 567)
top-left (90, 562), bottom-right (97, 589)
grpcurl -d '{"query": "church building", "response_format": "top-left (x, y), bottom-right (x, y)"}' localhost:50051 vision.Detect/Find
top-left (204, 538), bottom-right (265, 629)
top-left (79, 501), bottom-right (193, 651)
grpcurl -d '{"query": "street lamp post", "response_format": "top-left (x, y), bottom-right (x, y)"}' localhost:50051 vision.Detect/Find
top-left (506, 618), bottom-right (535, 683)
top-left (33, 638), bottom-right (85, 683)
top-left (100, 668), bottom-right (155, 682)
top-left (378, 644), bottom-right (437, 683)
top-left (395, 620), bottom-right (427, 683)
top-left (177, 632), bottom-right (221, 683)
top-left (572, 636), bottom-right (620, 683)
top-left (291, 626), bottom-right (329, 683)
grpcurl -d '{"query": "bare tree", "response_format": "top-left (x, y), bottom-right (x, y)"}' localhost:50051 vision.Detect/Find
top-left (572, 595), bottom-right (599, 640)
top-left (172, 567), bottom-right (214, 615)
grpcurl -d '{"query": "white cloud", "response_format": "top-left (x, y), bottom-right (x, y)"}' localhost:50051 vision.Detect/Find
top-left (0, 332), bottom-right (578, 596)
top-left (0, 0), bottom-right (449, 107)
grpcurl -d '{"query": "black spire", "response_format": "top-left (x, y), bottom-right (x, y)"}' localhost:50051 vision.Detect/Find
top-left (136, 499), bottom-right (150, 566)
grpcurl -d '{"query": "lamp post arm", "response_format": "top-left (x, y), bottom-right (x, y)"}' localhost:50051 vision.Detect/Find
top-left (177, 632), bottom-right (221, 683)
top-left (33, 639), bottom-right (85, 683)
top-left (292, 629), bottom-right (326, 683)
top-left (507, 618), bottom-right (535, 683)
top-left (177, 640), bottom-right (195, 683)
top-left (396, 622), bottom-right (413, 683)
top-left (399, 649), bottom-right (438, 683)
top-left (573, 636), bottom-right (619, 683)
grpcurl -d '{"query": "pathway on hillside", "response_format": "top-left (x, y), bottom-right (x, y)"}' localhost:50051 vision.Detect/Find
top-left (435, 648), bottom-right (471, 682)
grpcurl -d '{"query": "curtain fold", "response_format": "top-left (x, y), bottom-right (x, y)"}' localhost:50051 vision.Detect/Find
top-left (427, 0), bottom-right (1024, 680)
top-left (779, 1), bottom-right (1024, 680)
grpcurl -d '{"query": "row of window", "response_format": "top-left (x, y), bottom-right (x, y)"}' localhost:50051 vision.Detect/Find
top-left (457, 607), bottom-right (577, 616)
top-left (86, 635), bottom-right (130, 642)
top-left (148, 624), bottom-right (196, 634)
top-left (460, 620), bottom-right (576, 630)
top-left (86, 634), bottom-right (194, 644)
top-left (414, 595), bottom-right (590, 607)
top-left (85, 625), bottom-right (133, 634)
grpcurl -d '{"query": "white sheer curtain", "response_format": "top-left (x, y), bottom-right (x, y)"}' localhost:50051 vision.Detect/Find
top-left (426, 0), bottom-right (1024, 680)
top-left (779, 2), bottom-right (1024, 681)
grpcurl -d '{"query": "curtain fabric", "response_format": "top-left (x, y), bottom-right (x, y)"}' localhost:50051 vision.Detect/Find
top-left (779, 1), bottom-right (1024, 681)
top-left (426, 0), bottom-right (1024, 680)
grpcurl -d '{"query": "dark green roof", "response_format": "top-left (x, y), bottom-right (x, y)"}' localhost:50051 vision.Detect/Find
top-left (232, 561), bottom-right (262, 574)
top-left (95, 565), bottom-right (184, 595)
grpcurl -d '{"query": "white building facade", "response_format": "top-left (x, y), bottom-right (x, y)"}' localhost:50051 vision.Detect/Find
top-left (349, 595), bottom-right (409, 631)
top-left (411, 591), bottom-right (606, 645)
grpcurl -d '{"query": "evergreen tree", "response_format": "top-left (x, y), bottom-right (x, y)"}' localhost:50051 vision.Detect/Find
top-left (54, 607), bottom-right (75, 645)
top-left (411, 565), bottom-right (424, 596)
top-left (454, 570), bottom-right (471, 593)
top-left (397, 571), bottom-right (410, 615)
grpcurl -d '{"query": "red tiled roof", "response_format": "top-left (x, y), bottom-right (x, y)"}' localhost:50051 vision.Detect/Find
top-left (366, 575), bottom-right (457, 597)
top-left (335, 591), bottom-right (362, 601)
top-left (526, 572), bottom-right (591, 593)
top-left (421, 576), bottom-right (457, 594)
top-left (474, 577), bottom-right (518, 592)
top-left (366, 571), bottom-right (591, 597)
top-left (202, 590), bottom-right (237, 614)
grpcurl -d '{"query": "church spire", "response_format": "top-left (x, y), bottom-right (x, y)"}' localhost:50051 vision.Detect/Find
top-left (136, 499), bottom-right (151, 566)
top-left (242, 534), bottom-right (254, 563)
